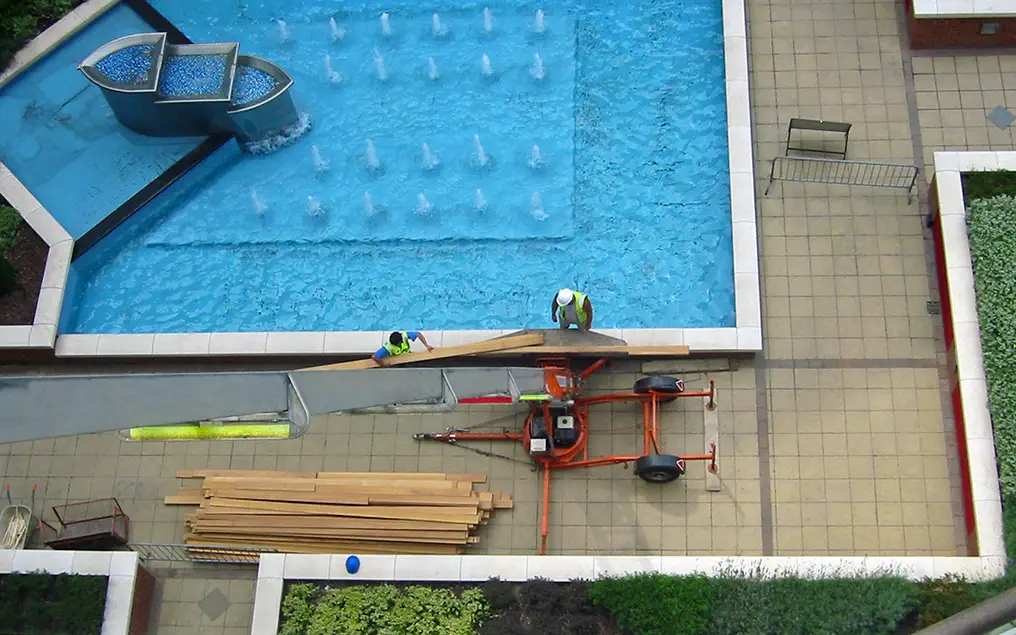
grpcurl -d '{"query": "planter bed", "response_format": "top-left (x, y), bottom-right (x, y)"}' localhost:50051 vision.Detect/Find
top-left (0, 203), bottom-right (46, 326)
top-left (0, 572), bottom-right (107, 634)
top-left (274, 574), bottom-right (969, 635)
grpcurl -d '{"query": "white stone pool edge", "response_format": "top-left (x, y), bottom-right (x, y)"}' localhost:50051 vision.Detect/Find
top-left (0, 0), bottom-right (761, 358)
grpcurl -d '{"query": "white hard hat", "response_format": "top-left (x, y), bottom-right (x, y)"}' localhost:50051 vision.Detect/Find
top-left (556, 288), bottom-right (574, 306)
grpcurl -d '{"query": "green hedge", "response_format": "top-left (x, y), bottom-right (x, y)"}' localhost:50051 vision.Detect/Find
top-left (0, 573), bottom-right (107, 634)
top-left (279, 583), bottom-right (493, 635)
top-left (967, 194), bottom-right (1016, 501)
top-left (588, 574), bottom-right (917, 635)
top-left (0, 205), bottom-right (19, 295)
top-left (0, 0), bottom-right (81, 73)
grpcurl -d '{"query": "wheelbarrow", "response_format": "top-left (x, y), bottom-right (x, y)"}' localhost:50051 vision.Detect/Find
top-left (1, 485), bottom-right (37, 550)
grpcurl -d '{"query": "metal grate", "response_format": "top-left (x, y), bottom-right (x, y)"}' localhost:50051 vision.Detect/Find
top-left (765, 156), bottom-right (919, 202)
top-left (129, 542), bottom-right (277, 564)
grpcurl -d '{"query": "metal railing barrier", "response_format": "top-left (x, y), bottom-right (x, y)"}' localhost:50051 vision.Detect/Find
top-left (764, 155), bottom-right (919, 202)
top-left (128, 542), bottom-right (277, 564)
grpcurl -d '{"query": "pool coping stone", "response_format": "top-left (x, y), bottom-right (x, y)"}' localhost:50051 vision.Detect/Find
top-left (1, 0), bottom-right (762, 357)
top-left (911, 0), bottom-right (1016, 18)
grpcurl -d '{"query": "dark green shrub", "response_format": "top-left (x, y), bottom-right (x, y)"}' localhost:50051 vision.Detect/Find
top-left (963, 170), bottom-right (1016, 204)
top-left (707, 575), bottom-right (918, 635)
top-left (0, 572), bottom-right (107, 634)
top-left (0, 0), bottom-right (80, 73)
top-left (0, 205), bottom-right (20, 254)
top-left (590, 574), bottom-right (710, 635)
top-left (481, 579), bottom-right (614, 635)
top-left (915, 575), bottom-right (977, 628)
top-left (0, 253), bottom-right (16, 296)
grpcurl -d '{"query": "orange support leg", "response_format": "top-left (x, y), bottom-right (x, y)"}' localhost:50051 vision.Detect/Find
top-left (539, 465), bottom-right (552, 555)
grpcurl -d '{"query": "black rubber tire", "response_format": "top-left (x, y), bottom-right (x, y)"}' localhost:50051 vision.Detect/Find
top-left (634, 454), bottom-right (685, 483)
top-left (633, 376), bottom-right (683, 403)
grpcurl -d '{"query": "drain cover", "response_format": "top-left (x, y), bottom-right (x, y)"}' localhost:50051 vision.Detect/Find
top-left (198, 587), bottom-right (230, 622)
top-left (927, 300), bottom-right (942, 315)
top-left (987, 106), bottom-right (1016, 130)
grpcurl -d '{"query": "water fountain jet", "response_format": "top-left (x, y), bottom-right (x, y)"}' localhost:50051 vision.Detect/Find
top-left (531, 192), bottom-right (547, 220)
top-left (475, 188), bottom-right (488, 211)
top-left (416, 193), bottom-right (433, 216)
top-left (528, 144), bottom-right (544, 169)
top-left (307, 196), bottom-right (324, 217)
top-left (366, 139), bottom-right (381, 170)
top-left (431, 13), bottom-right (446, 37)
top-left (530, 53), bottom-right (545, 80)
top-left (473, 134), bottom-right (489, 167)
top-left (278, 19), bottom-right (292, 43)
top-left (380, 12), bottom-right (392, 37)
top-left (324, 55), bottom-right (341, 84)
top-left (481, 53), bottom-right (492, 77)
top-left (422, 143), bottom-right (439, 171)
top-left (251, 188), bottom-right (267, 217)
top-left (312, 145), bottom-right (329, 174)
top-left (329, 17), bottom-right (346, 42)
top-left (428, 57), bottom-right (440, 81)
top-left (534, 9), bottom-right (545, 34)
top-left (483, 7), bottom-right (493, 34)
top-left (364, 191), bottom-right (376, 216)
top-left (373, 48), bottom-right (388, 81)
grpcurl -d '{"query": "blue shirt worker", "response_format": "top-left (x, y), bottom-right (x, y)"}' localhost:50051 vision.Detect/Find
top-left (551, 288), bottom-right (593, 331)
top-left (372, 331), bottom-right (434, 366)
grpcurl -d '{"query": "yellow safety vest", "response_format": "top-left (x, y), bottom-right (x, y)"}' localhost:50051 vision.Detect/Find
top-left (382, 332), bottom-right (412, 356)
top-left (558, 292), bottom-right (589, 324)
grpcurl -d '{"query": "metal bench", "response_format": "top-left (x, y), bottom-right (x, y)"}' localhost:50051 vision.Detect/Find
top-left (786, 118), bottom-right (851, 159)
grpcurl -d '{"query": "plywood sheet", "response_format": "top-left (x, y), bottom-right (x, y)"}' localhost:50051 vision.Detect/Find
top-left (301, 333), bottom-right (544, 371)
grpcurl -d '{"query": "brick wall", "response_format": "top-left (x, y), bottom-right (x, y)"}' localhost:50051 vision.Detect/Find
top-left (908, 0), bottom-right (1016, 49)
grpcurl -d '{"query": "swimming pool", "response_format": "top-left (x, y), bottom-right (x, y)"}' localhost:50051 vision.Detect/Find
top-left (55, 0), bottom-right (734, 335)
top-left (0, 4), bottom-right (204, 239)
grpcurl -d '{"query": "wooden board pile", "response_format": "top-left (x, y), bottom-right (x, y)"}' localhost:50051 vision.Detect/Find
top-left (167, 469), bottom-right (512, 557)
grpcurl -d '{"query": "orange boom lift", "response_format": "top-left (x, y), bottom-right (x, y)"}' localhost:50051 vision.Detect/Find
top-left (415, 357), bottom-right (718, 554)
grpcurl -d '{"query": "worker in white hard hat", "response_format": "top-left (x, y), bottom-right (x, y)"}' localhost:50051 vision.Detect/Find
top-left (551, 288), bottom-right (593, 331)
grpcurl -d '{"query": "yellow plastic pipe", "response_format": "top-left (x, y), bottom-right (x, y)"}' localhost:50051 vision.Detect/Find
top-left (126, 424), bottom-right (291, 441)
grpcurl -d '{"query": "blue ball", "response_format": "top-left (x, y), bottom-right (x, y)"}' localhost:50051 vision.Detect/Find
top-left (345, 555), bottom-right (360, 574)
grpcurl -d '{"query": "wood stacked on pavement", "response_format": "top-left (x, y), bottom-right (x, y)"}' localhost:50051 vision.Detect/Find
top-left (167, 469), bottom-right (512, 557)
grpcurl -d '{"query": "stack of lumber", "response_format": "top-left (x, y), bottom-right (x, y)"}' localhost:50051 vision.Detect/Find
top-left (167, 469), bottom-right (512, 557)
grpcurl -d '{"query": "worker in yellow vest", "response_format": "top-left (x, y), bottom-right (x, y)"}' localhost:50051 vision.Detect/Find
top-left (552, 288), bottom-right (593, 331)
top-left (372, 330), bottom-right (434, 366)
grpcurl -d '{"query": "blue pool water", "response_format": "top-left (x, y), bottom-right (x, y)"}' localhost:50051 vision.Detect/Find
top-left (60, 0), bottom-right (733, 334)
top-left (0, 5), bottom-right (204, 239)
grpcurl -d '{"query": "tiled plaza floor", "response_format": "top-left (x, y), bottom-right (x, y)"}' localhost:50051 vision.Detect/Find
top-left (6, 0), bottom-right (1016, 630)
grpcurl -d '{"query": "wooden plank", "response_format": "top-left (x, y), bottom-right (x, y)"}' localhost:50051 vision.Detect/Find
top-left (316, 472), bottom-right (484, 482)
top-left (164, 488), bottom-right (205, 505)
top-left (203, 476), bottom-right (468, 495)
top-left (204, 487), bottom-right (485, 508)
top-left (207, 498), bottom-right (482, 524)
top-left (204, 489), bottom-right (372, 506)
top-left (178, 469), bottom-right (316, 480)
top-left (484, 345), bottom-right (691, 357)
top-left (301, 333), bottom-right (544, 371)
top-left (185, 534), bottom-right (464, 555)
top-left (190, 515), bottom-right (468, 532)
top-left (190, 526), bottom-right (470, 544)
